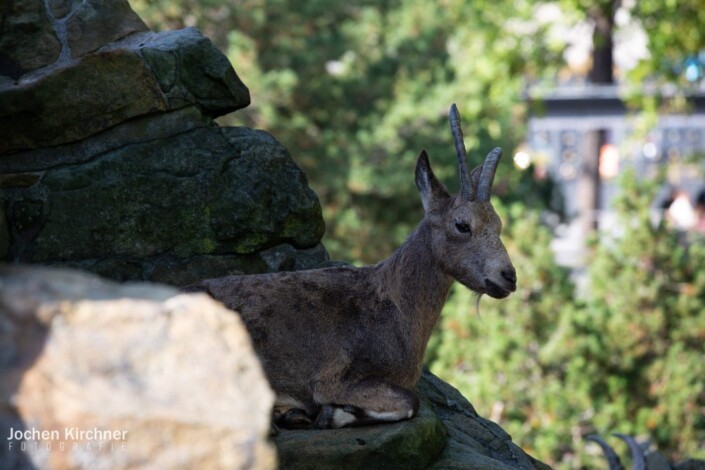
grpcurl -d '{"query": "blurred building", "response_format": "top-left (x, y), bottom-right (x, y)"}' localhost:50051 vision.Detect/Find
top-left (524, 84), bottom-right (705, 266)
top-left (526, 84), bottom-right (705, 217)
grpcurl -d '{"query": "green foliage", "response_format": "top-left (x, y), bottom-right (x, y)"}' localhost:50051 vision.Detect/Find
top-left (429, 173), bottom-right (705, 468)
top-left (575, 172), bottom-right (705, 461)
top-left (629, 0), bottom-right (705, 86)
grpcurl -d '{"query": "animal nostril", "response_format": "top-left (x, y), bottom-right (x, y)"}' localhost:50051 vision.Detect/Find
top-left (502, 269), bottom-right (517, 284)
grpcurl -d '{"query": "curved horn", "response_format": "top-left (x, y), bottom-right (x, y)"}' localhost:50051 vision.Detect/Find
top-left (613, 434), bottom-right (646, 470)
top-left (476, 147), bottom-right (503, 201)
top-left (449, 103), bottom-right (474, 201)
top-left (586, 434), bottom-right (624, 470)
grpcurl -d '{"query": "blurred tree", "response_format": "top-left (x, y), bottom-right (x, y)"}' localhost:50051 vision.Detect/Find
top-left (545, 172), bottom-right (705, 466)
top-left (574, 0), bottom-right (618, 235)
top-left (629, 0), bottom-right (705, 87)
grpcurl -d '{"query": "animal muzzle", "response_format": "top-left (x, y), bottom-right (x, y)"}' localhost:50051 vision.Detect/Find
top-left (484, 267), bottom-right (517, 299)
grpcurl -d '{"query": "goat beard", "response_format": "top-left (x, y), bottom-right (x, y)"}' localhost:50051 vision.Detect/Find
top-left (473, 292), bottom-right (483, 318)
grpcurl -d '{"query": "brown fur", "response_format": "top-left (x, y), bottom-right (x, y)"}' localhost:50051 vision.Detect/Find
top-left (187, 150), bottom-right (516, 428)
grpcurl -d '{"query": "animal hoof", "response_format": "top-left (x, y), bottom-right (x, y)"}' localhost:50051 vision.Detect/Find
top-left (313, 405), bottom-right (335, 429)
top-left (277, 408), bottom-right (313, 429)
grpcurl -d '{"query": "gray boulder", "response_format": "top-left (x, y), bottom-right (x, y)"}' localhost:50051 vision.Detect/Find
top-left (64, 0), bottom-right (149, 58)
top-left (0, 47), bottom-right (167, 154)
top-left (0, 25), bottom-right (250, 154)
top-left (0, 0), bottom-right (327, 284)
top-left (3, 125), bottom-right (325, 285)
top-left (421, 371), bottom-right (551, 470)
top-left (0, 1), bottom-right (62, 77)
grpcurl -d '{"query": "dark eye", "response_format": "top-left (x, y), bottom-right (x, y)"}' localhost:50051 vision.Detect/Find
top-left (455, 222), bottom-right (471, 234)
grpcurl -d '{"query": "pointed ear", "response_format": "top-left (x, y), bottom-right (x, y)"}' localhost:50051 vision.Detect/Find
top-left (415, 150), bottom-right (450, 212)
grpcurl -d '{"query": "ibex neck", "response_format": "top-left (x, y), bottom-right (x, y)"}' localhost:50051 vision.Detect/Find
top-left (373, 220), bottom-right (453, 335)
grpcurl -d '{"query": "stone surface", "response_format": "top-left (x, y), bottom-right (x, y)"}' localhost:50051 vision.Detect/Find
top-left (273, 369), bottom-right (548, 470)
top-left (0, 48), bottom-right (167, 154)
top-left (0, 265), bottom-right (277, 470)
top-left (0, 0), bottom-right (325, 284)
top-left (0, 0), bottom-right (148, 80)
top-left (134, 28), bottom-right (251, 117)
top-left (46, 242), bottom-right (330, 286)
top-left (2, 126), bottom-right (325, 284)
top-left (65, 0), bottom-right (149, 58)
top-left (48, 0), bottom-right (83, 20)
top-left (0, 1), bottom-right (61, 77)
top-left (0, 26), bottom-right (250, 154)
top-left (274, 398), bottom-right (447, 470)
top-left (420, 371), bottom-right (550, 470)
top-left (0, 106), bottom-right (211, 174)
top-left (33, 126), bottom-right (305, 259)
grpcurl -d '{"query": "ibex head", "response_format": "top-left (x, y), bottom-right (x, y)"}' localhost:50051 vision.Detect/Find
top-left (414, 104), bottom-right (516, 299)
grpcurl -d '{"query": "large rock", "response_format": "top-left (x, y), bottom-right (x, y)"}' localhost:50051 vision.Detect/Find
top-left (0, 48), bottom-right (167, 154)
top-left (0, 0), bottom-right (327, 284)
top-left (420, 371), bottom-right (550, 470)
top-left (0, 25), bottom-right (250, 154)
top-left (64, 0), bottom-right (149, 58)
top-left (0, 1), bottom-right (61, 77)
top-left (0, 264), bottom-right (277, 470)
top-left (274, 392), bottom-right (448, 470)
top-left (273, 369), bottom-right (548, 470)
top-left (2, 125), bottom-right (326, 285)
top-left (135, 28), bottom-right (252, 117)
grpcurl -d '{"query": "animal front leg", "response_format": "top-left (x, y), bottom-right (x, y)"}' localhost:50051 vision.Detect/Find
top-left (274, 407), bottom-right (314, 429)
top-left (313, 379), bottom-right (420, 429)
top-left (273, 395), bottom-right (318, 429)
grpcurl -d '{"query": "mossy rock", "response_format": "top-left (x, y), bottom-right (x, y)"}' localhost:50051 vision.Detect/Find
top-left (3, 125), bottom-right (326, 282)
top-left (0, 49), bottom-right (166, 154)
top-left (272, 370), bottom-right (550, 470)
top-left (0, 0), bottom-right (61, 77)
top-left (273, 399), bottom-right (447, 470)
top-left (420, 371), bottom-right (550, 470)
top-left (0, 23), bottom-right (249, 155)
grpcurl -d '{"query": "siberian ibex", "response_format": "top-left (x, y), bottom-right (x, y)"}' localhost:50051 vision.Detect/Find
top-left (187, 104), bottom-right (517, 429)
